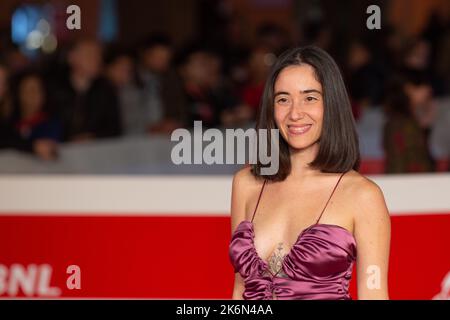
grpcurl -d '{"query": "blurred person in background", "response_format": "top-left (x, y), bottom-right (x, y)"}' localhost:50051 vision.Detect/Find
top-left (401, 37), bottom-right (446, 96)
top-left (177, 43), bottom-right (227, 127)
top-left (0, 70), bottom-right (61, 161)
top-left (255, 22), bottom-right (290, 56)
top-left (104, 46), bottom-right (143, 136)
top-left (382, 71), bottom-right (436, 173)
top-left (0, 62), bottom-right (15, 150)
top-left (0, 62), bottom-right (11, 121)
top-left (161, 43), bottom-right (250, 129)
top-left (422, 9), bottom-right (450, 95)
top-left (430, 96), bottom-right (450, 172)
top-left (203, 49), bottom-right (251, 128)
top-left (302, 20), bottom-right (334, 53)
top-left (217, 15), bottom-right (251, 88)
top-left (435, 31), bottom-right (450, 95)
top-left (2, 44), bottom-right (30, 75)
top-left (346, 38), bottom-right (386, 121)
top-left (49, 39), bottom-right (122, 142)
top-left (381, 24), bottom-right (406, 71)
top-left (239, 46), bottom-right (276, 121)
top-left (137, 33), bottom-right (180, 134)
top-left (222, 23), bottom-right (290, 127)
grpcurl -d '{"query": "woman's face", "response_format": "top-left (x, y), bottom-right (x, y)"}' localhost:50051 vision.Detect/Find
top-left (273, 64), bottom-right (324, 151)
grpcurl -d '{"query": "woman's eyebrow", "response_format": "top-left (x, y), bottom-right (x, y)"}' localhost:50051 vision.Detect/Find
top-left (274, 91), bottom-right (289, 97)
top-left (301, 89), bottom-right (322, 95)
top-left (274, 89), bottom-right (322, 97)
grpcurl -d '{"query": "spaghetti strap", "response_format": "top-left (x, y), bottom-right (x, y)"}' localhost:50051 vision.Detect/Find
top-left (315, 171), bottom-right (347, 225)
top-left (251, 179), bottom-right (267, 223)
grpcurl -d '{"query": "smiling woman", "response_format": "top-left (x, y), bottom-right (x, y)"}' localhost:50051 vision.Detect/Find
top-left (274, 64), bottom-right (324, 149)
top-left (253, 46), bottom-right (360, 181)
top-left (229, 46), bottom-right (391, 300)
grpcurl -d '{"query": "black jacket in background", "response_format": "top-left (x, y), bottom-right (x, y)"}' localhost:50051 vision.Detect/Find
top-left (49, 75), bottom-right (122, 142)
top-left (0, 119), bottom-right (32, 152)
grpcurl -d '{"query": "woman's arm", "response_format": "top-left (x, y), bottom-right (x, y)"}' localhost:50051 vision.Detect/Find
top-left (232, 273), bottom-right (245, 300)
top-left (353, 179), bottom-right (391, 299)
top-left (230, 167), bottom-right (252, 299)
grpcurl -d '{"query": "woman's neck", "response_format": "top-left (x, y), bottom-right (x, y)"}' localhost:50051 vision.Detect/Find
top-left (287, 142), bottom-right (320, 179)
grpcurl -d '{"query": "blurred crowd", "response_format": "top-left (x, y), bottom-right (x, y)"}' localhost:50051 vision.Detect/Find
top-left (0, 13), bottom-right (449, 173)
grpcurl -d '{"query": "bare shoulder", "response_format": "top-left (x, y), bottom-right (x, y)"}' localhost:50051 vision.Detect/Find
top-left (231, 166), bottom-right (265, 226)
top-left (342, 170), bottom-right (383, 197)
top-left (342, 170), bottom-right (390, 222)
top-left (232, 166), bottom-right (264, 194)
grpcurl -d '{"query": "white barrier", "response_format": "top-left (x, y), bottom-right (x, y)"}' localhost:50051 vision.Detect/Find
top-left (0, 173), bottom-right (449, 215)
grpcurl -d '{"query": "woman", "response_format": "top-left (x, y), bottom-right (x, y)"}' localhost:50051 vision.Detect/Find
top-left (229, 46), bottom-right (391, 300)
top-left (6, 70), bottom-right (61, 160)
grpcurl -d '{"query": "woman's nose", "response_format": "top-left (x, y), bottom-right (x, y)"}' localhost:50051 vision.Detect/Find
top-left (288, 100), bottom-right (305, 120)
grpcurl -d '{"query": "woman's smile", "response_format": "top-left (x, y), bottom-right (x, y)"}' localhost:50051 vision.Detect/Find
top-left (287, 124), bottom-right (312, 136)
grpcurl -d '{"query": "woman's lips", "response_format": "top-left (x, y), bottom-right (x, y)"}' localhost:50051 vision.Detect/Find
top-left (287, 124), bottom-right (312, 135)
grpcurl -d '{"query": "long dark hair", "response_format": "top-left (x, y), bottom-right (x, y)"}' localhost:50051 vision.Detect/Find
top-left (251, 46), bottom-right (360, 181)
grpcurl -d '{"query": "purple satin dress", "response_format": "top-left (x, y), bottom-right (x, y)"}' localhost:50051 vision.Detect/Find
top-left (229, 171), bottom-right (357, 300)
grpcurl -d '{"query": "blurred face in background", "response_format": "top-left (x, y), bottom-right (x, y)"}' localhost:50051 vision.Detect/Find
top-left (348, 42), bottom-right (370, 70)
top-left (181, 51), bottom-right (212, 88)
top-left (68, 40), bottom-right (102, 79)
top-left (142, 45), bottom-right (172, 73)
top-left (404, 82), bottom-right (432, 107)
top-left (106, 55), bottom-right (134, 87)
top-left (6, 48), bottom-right (29, 74)
top-left (274, 64), bottom-right (324, 151)
top-left (19, 75), bottom-right (45, 118)
top-left (248, 47), bottom-right (275, 84)
top-left (405, 40), bottom-right (430, 70)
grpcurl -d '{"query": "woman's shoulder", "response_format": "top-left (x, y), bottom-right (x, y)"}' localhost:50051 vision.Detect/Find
top-left (341, 170), bottom-right (389, 221)
top-left (232, 165), bottom-right (265, 190)
top-left (231, 166), bottom-right (266, 226)
top-left (342, 170), bottom-right (384, 199)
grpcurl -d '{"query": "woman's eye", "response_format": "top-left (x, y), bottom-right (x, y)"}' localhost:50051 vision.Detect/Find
top-left (276, 98), bottom-right (289, 104)
top-left (305, 96), bottom-right (317, 102)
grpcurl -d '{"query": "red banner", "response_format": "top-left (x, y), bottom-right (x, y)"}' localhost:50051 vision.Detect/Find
top-left (0, 175), bottom-right (449, 299)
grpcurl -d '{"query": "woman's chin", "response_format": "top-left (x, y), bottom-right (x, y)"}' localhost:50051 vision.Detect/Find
top-left (287, 142), bottom-right (312, 151)
top-left (286, 139), bottom-right (319, 152)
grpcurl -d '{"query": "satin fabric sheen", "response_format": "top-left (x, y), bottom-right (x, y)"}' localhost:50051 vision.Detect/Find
top-left (229, 220), bottom-right (357, 300)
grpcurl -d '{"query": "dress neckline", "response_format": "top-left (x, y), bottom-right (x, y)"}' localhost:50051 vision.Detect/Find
top-left (234, 219), bottom-right (356, 277)
top-left (238, 171), bottom-right (350, 277)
